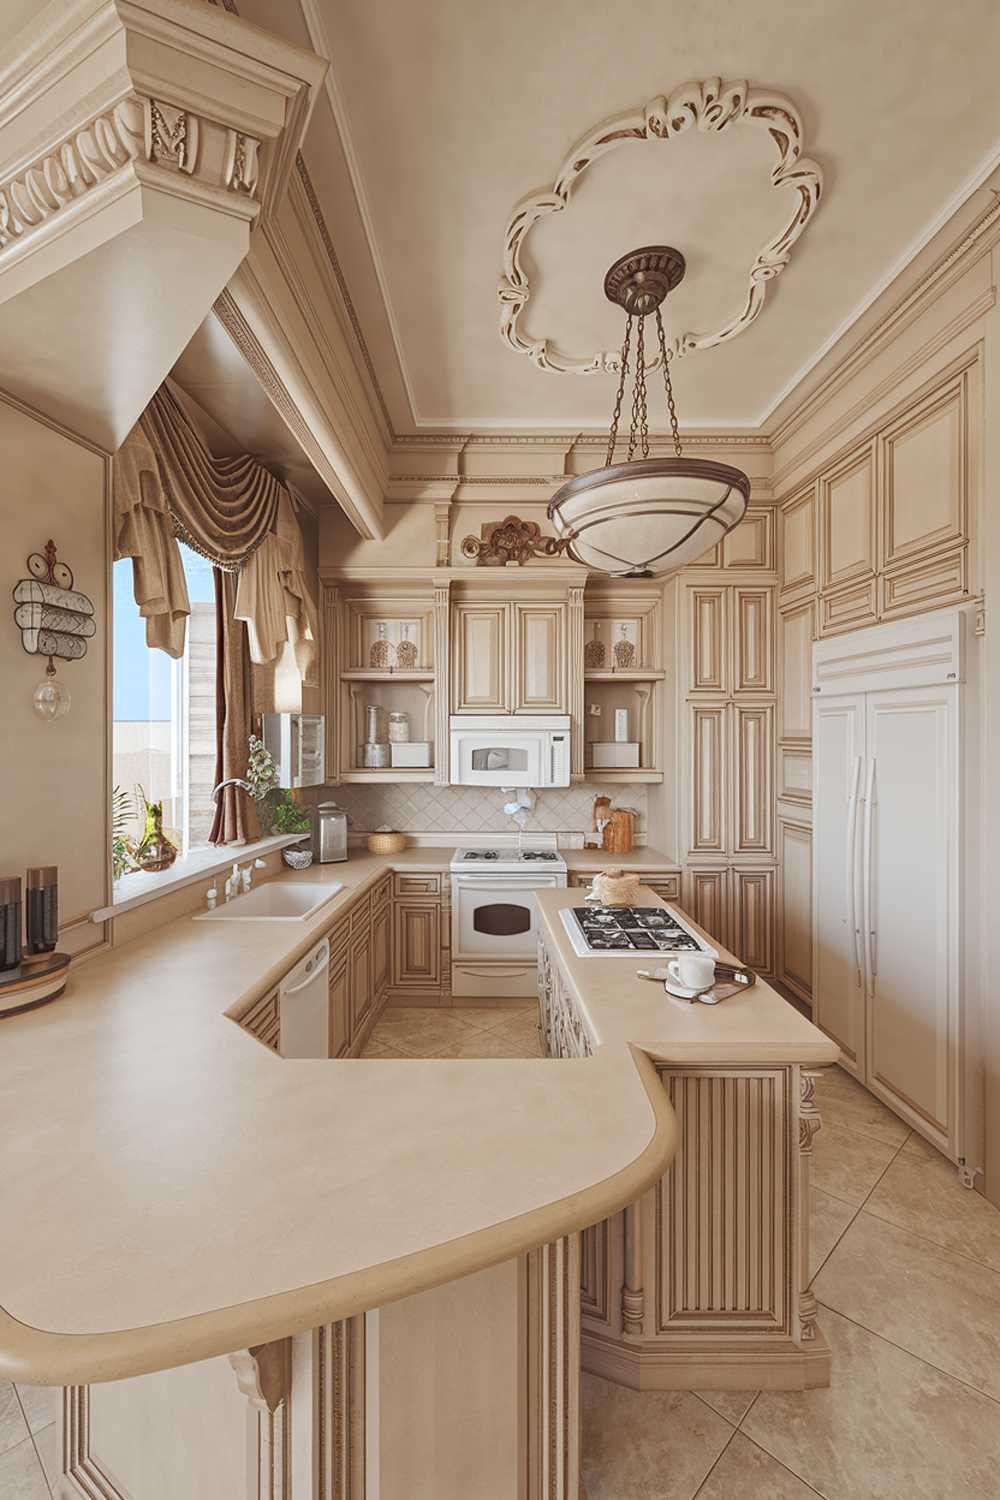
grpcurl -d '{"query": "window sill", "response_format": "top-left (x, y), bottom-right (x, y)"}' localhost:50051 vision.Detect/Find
top-left (90, 835), bottom-right (306, 923)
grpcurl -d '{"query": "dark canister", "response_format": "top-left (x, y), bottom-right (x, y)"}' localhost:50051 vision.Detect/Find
top-left (25, 866), bottom-right (58, 956)
top-left (0, 877), bottom-right (22, 971)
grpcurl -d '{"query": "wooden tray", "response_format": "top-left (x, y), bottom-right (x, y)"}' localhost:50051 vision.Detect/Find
top-left (0, 951), bottom-right (71, 1017)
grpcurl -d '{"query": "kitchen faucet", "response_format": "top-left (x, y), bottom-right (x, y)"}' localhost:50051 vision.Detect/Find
top-left (211, 777), bottom-right (252, 803)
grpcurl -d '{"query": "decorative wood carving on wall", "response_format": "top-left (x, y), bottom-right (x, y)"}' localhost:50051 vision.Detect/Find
top-left (461, 514), bottom-right (568, 567)
top-left (498, 78), bottom-right (823, 374)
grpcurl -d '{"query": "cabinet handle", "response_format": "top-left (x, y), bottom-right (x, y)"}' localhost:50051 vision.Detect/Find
top-left (846, 755), bottom-right (862, 987)
top-left (861, 756), bottom-right (877, 990)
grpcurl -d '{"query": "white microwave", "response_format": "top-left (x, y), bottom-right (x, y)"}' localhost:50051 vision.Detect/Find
top-left (449, 715), bottom-right (571, 788)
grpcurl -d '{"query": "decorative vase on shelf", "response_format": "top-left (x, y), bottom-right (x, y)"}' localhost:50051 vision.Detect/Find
top-left (613, 623), bottom-right (636, 669)
top-left (369, 621), bottom-right (391, 670)
top-left (134, 787), bottom-right (178, 872)
top-left (395, 622), bottom-right (418, 671)
top-left (584, 622), bottom-right (606, 669)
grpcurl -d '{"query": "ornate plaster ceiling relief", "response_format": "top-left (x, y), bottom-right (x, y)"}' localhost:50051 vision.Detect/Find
top-left (498, 78), bottom-right (823, 375)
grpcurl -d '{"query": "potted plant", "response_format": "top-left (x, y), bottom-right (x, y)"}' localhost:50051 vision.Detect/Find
top-left (246, 734), bottom-right (313, 867)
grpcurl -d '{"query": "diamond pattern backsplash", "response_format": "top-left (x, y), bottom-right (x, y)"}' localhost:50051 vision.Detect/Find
top-left (307, 782), bottom-right (647, 836)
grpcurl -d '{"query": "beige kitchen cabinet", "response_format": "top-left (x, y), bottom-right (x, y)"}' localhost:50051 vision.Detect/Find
top-left (392, 901), bottom-right (441, 990)
top-left (372, 885), bottom-right (391, 1009)
top-left (687, 506), bottom-right (775, 572)
top-left (452, 598), bottom-right (566, 714)
top-left (779, 486), bottom-right (817, 600)
top-left (686, 700), bottom-right (773, 857)
top-left (687, 584), bottom-right (773, 697)
top-left (682, 863), bottom-right (775, 974)
top-left (880, 374), bottom-right (967, 571)
top-left (350, 927), bottom-right (373, 1040)
top-left (819, 442), bottom-right (877, 594)
top-left (239, 987), bottom-right (280, 1053)
top-left (778, 817), bottom-right (812, 1005)
top-left (778, 599), bottom-right (814, 744)
top-left (328, 949), bottom-right (350, 1058)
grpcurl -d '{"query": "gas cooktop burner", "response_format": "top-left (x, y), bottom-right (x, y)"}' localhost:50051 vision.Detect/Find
top-left (519, 850), bottom-right (560, 861)
top-left (462, 849), bottom-right (500, 860)
top-left (563, 906), bottom-right (713, 957)
top-left (460, 848), bottom-right (561, 862)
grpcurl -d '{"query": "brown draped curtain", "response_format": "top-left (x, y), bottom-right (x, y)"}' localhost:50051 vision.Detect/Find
top-left (209, 570), bottom-right (259, 846)
top-left (113, 380), bottom-right (318, 846)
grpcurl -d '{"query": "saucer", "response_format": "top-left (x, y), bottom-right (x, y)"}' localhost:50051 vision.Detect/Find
top-left (663, 977), bottom-right (718, 1002)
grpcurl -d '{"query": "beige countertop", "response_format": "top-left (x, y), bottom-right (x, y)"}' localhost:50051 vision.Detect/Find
top-left (0, 849), bottom-right (831, 1387)
top-left (562, 847), bottom-right (680, 870)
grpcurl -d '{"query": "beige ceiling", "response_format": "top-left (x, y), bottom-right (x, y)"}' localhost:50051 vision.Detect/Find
top-left (224, 0), bottom-right (1000, 437)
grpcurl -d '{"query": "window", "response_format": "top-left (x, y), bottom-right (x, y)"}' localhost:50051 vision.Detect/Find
top-left (112, 543), bottom-right (217, 855)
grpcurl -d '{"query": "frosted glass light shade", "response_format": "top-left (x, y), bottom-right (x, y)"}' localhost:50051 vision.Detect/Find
top-left (32, 676), bottom-right (71, 719)
top-left (548, 458), bottom-right (750, 576)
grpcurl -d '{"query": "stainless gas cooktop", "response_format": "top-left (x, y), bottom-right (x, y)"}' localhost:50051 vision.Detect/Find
top-left (560, 905), bottom-right (716, 958)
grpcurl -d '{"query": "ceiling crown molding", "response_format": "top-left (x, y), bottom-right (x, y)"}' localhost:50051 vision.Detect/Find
top-left (498, 77), bottom-right (823, 375)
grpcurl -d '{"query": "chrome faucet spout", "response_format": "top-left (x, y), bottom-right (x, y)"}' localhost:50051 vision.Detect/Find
top-left (211, 778), bottom-right (252, 804)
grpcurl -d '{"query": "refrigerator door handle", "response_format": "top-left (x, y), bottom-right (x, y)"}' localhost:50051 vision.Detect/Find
top-left (846, 755), bottom-right (862, 987)
top-left (861, 756), bottom-right (877, 992)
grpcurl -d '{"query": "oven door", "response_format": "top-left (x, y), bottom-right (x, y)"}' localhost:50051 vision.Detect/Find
top-left (452, 873), bottom-right (561, 962)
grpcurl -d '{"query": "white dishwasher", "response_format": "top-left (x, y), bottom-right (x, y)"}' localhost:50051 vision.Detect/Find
top-left (278, 938), bottom-right (329, 1058)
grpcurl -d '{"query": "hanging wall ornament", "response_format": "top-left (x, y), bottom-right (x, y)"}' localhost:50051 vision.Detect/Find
top-left (13, 540), bottom-right (95, 719)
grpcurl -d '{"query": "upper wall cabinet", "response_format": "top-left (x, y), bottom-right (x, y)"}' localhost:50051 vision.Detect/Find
top-left (688, 507), bottom-right (775, 572)
top-left (880, 376), bottom-right (967, 571)
top-left (819, 443), bottom-right (876, 593)
top-left (687, 585), bottom-right (773, 697)
top-left (452, 599), bottom-right (566, 714)
top-left (779, 488), bottom-right (816, 599)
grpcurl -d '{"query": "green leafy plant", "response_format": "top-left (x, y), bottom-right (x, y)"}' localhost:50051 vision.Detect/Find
top-left (111, 784), bottom-right (136, 881)
top-left (269, 790), bottom-right (311, 837)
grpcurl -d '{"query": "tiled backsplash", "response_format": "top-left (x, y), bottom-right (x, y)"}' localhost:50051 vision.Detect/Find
top-left (307, 782), bottom-right (647, 838)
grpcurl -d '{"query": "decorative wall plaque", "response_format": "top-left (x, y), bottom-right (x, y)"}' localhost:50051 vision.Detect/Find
top-left (461, 515), bottom-right (568, 567)
top-left (13, 540), bottom-right (95, 662)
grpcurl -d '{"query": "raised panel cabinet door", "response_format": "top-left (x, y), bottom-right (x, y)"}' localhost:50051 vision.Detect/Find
top-left (688, 703), bottom-right (728, 855)
top-left (512, 603), bottom-right (565, 712)
top-left (812, 693), bottom-right (867, 1076)
top-left (778, 599), bottom-right (814, 744)
top-left (392, 902), bottom-right (441, 989)
top-left (731, 868), bottom-right (774, 974)
top-left (732, 586), bottom-right (773, 694)
top-left (328, 952), bottom-right (350, 1058)
top-left (722, 506), bottom-right (774, 570)
top-left (452, 604), bottom-right (508, 712)
top-left (350, 930), bottom-right (373, 1039)
top-left (733, 703), bottom-right (773, 854)
top-left (820, 443), bottom-right (876, 592)
top-left (688, 587), bottom-right (728, 693)
top-left (779, 820), bottom-right (812, 1002)
top-left (881, 376), bottom-right (966, 570)
top-left (683, 866), bottom-right (730, 949)
top-left (864, 687), bottom-right (957, 1148)
top-left (372, 902), bottom-right (390, 1002)
top-left (779, 487), bottom-right (816, 596)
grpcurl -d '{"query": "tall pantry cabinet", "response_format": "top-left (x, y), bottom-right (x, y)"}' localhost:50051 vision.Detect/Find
top-left (679, 515), bottom-right (778, 977)
top-left (811, 608), bottom-right (981, 1170)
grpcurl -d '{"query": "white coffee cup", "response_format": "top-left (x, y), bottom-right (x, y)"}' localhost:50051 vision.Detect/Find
top-left (667, 953), bottom-right (716, 992)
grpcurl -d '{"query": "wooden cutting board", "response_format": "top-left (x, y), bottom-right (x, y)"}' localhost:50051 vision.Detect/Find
top-left (601, 808), bottom-right (635, 854)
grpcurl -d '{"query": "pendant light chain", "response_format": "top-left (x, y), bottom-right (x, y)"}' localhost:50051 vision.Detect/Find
top-left (604, 315), bottom-right (633, 467)
top-left (654, 307), bottom-right (683, 459)
top-left (628, 315), bottom-right (651, 462)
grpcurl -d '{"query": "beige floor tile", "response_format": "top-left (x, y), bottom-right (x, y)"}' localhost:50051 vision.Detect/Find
top-left (582, 1373), bottom-right (732, 1500)
top-left (0, 1385), bottom-right (28, 1458)
top-left (451, 1003), bottom-right (535, 1031)
top-left (809, 1116), bottom-right (898, 1206)
top-left (0, 1438), bottom-right (50, 1500)
top-left (359, 1040), bottom-right (411, 1058)
top-left (14, 1384), bottom-right (60, 1435)
top-left (695, 1432), bottom-right (820, 1499)
top-left (813, 1066), bottom-right (911, 1148)
top-left (809, 1187), bottom-right (857, 1280)
top-left (448, 1032), bottom-right (541, 1059)
top-left (366, 1009), bottom-right (487, 1054)
top-left (814, 1211), bottom-right (1000, 1402)
top-left (866, 1137), bottom-right (1000, 1271)
top-left (694, 1390), bottom-right (757, 1425)
top-left (744, 1307), bottom-right (1000, 1499)
top-left (492, 1011), bottom-right (543, 1046)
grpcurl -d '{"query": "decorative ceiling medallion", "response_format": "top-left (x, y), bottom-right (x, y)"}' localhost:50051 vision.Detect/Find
top-left (498, 78), bottom-right (823, 375)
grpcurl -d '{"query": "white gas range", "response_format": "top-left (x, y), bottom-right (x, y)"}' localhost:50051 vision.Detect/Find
top-left (450, 840), bottom-right (567, 999)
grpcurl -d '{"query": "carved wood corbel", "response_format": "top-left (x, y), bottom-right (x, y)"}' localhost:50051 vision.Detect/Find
top-left (461, 515), bottom-right (568, 567)
top-left (229, 1339), bottom-right (292, 1413)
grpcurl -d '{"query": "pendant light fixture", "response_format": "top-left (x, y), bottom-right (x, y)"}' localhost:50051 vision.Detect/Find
top-left (548, 247), bottom-right (750, 577)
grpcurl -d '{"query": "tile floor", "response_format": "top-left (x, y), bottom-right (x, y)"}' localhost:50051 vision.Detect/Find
top-left (5, 1009), bottom-right (999, 1499)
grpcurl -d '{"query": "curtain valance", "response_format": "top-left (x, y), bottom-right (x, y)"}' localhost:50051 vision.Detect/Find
top-left (113, 382), bottom-right (314, 669)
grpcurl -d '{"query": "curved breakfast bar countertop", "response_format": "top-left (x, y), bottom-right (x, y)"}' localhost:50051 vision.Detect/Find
top-left (0, 850), bottom-right (836, 1386)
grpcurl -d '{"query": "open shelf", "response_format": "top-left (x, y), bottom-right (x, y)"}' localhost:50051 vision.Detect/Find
top-left (584, 669), bottom-right (665, 682)
top-left (340, 670), bottom-right (436, 683)
top-left (339, 768), bottom-right (436, 783)
top-left (582, 768), bottom-right (664, 784)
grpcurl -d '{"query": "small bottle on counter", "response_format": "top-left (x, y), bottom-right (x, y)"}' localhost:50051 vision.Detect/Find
top-left (0, 876), bottom-right (22, 971)
top-left (24, 866), bottom-right (58, 959)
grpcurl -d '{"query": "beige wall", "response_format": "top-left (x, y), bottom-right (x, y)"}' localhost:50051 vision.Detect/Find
top-left (0, 392), bottom-right (110, 959)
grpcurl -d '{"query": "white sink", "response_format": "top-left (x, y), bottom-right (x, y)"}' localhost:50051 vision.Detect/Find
top-left (194, 882), bottom-right (343, 922)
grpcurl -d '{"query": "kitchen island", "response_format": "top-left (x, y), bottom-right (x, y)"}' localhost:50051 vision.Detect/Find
top-left (0, 861), bottom-right (836, 1499)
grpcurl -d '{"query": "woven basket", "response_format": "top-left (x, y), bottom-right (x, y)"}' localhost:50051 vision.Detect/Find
top-left (367, 831), bottom-right (407, 855)
top-left (589, 867), bottom-right (641, 907)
